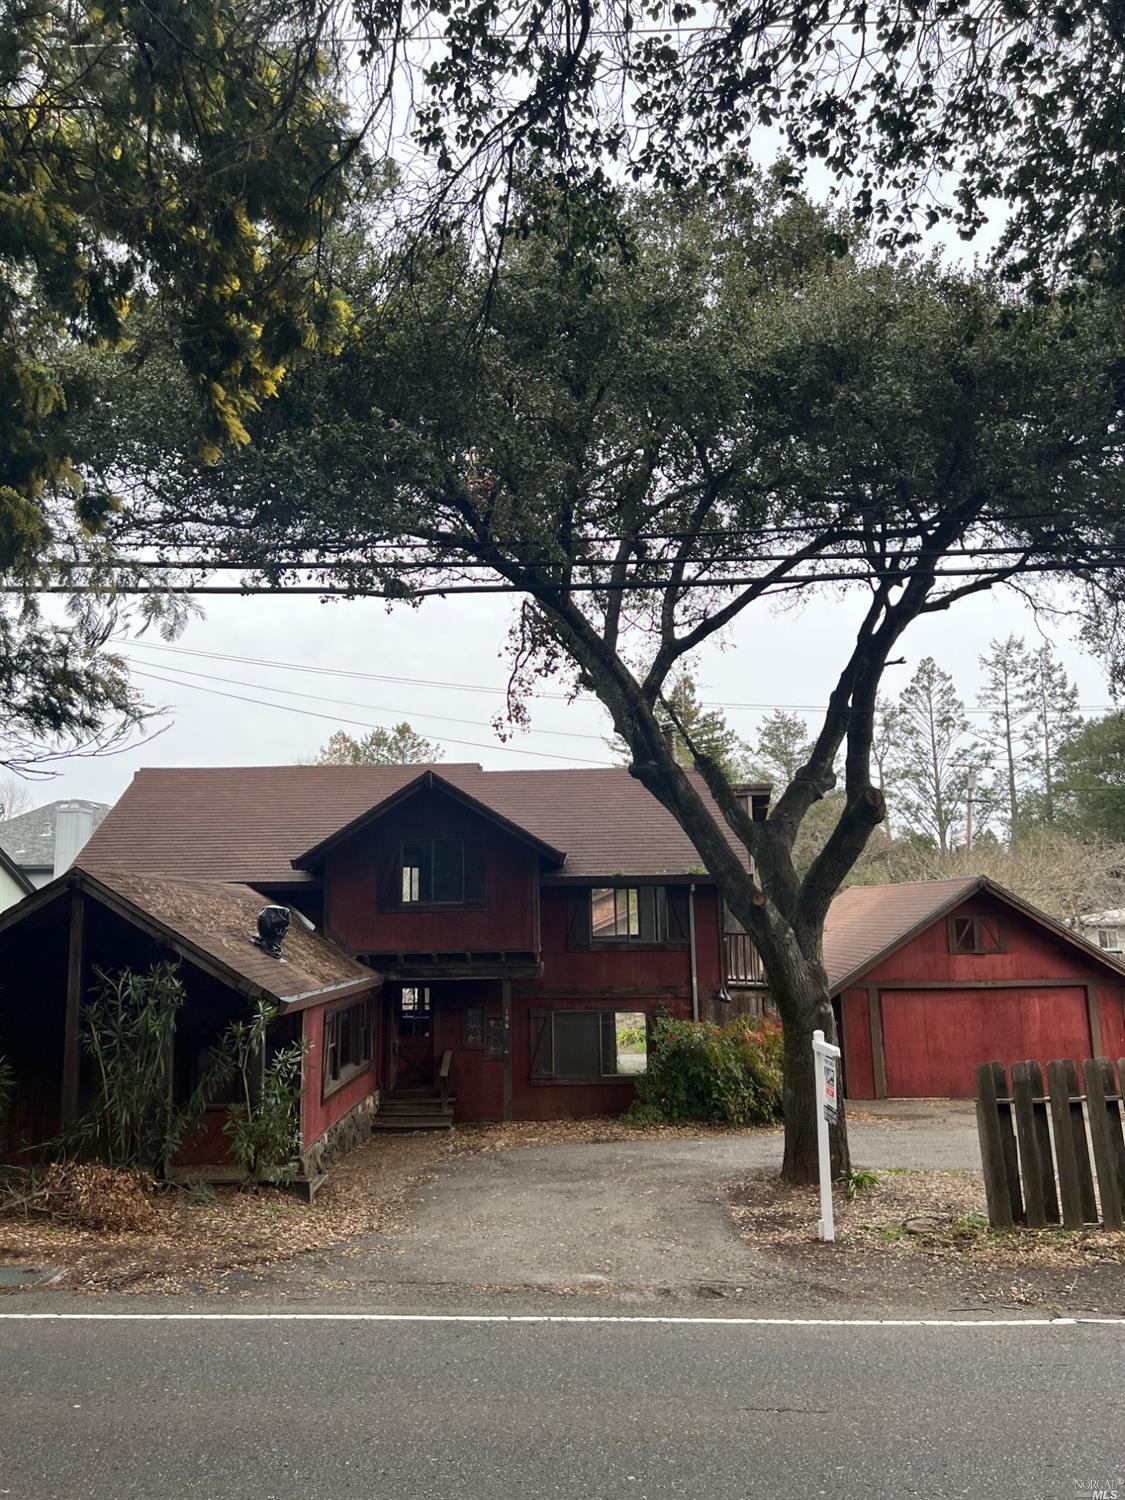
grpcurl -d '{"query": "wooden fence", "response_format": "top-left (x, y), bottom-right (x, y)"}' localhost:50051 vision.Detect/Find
top-left (975, 1059), bottom-right (1125, 1230)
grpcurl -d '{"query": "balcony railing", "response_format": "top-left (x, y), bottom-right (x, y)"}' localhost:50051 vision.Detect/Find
top-left (724, 931), bottom-right (765, 986)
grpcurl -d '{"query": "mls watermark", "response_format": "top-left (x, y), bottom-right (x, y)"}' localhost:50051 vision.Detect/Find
top-left (1072, 1480), bottom-right (1122, 1499)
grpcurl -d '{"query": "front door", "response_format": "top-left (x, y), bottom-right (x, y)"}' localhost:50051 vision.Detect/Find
top-left (394, 985), bottom-right (434, 1087)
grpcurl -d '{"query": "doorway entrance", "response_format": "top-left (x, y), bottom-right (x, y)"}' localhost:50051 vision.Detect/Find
top-left (393, 985), bottom-right (434, 1087)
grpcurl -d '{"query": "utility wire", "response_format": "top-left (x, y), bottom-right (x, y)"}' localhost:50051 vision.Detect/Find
top-left (130, 668), bottom-right (617, 766)
top-left (118, 637), bottom-right (1119, 717)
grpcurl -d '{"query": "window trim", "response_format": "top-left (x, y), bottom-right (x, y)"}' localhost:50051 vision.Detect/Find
top-left (386, 838), bottom-right (486, 911)
top-left (321, 996), bottom-right (375, 1101)
top-left (946, 913), bottom-right (1008, 956)
top-left (529, 1007), bottom-right (650, 1086)
top-left (571, 885), bottom-right (687, 950)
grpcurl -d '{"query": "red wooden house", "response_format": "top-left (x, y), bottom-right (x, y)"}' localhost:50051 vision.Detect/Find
top-left (0, 764), bottom-right (770, 1184)
top-left (830, 877), bottom-right (1125, 1099)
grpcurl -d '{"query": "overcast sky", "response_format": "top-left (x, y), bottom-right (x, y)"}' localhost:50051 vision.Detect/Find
top-left (23, 576), bottom-right (1115, 814)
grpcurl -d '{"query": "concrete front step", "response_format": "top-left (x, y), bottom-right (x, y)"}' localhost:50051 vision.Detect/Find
top-left (373, 1115), bottom-right (454, 1131)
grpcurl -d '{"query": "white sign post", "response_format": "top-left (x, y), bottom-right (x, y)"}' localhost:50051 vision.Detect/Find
top-left (812, 1028), bottom-right (842, 1242)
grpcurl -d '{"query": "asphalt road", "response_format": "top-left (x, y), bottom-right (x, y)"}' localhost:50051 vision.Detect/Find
top-left (1, 1301), bottom-right (1121, 1499)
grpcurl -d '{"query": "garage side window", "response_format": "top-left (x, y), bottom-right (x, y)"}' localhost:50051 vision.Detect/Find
top-left (947, 914), bottom-right (1007, 955)
top-left (529, 1009), bottom-right (648, 1081)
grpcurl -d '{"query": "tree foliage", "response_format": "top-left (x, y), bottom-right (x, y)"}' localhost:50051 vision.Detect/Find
top-left (311, 724), bottom-right (442, 764)
top-left (1055, 711), bottom-right (1125, 842)
top-left (86, 185), bottom-right (1125, 1181)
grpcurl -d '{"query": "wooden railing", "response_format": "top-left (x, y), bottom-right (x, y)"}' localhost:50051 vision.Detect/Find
top-left (724, 931), bottom-right (765, 986)
top-left (437, 1049), bottom-right (453, 1112)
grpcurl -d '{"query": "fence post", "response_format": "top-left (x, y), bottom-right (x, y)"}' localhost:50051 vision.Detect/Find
top-left (975, 1061), bottom-right (1022, 1228)
top-left (1047, 1059), bottom-right (1097, 1227)
top-left (1011, 1061), bottom-right (1057, 1228)
top-left (1083, 1059), bottom-right (1125, 1231)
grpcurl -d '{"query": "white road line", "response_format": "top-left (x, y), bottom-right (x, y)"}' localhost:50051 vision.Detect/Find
top-left (0, 1313), bottom-right (1121, 1327)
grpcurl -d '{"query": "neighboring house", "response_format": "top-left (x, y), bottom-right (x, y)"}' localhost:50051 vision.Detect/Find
top-left (0, 800), bottom-right (110, 889)
top-left (0, 764), bottom-right (771, 1182)
top-left (1076, 909), bottom-right (1125, 956)
top-left (830, 877), bottom-right (1125, 1100)
top-left (0, 844), bottom-right (33, 915)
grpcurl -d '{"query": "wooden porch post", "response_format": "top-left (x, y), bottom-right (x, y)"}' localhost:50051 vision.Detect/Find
top-left (60, 890), bottom-right (86, 1124)
top-left (501, 979), bottom-right (512, 1123)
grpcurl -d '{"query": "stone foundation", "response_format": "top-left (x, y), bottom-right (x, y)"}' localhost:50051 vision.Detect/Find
top-left (300, 1090), bottom-right (380, 1179)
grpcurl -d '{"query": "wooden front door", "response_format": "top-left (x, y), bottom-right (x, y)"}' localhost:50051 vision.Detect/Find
top-left (393, 985), bottom-right (434, 1087)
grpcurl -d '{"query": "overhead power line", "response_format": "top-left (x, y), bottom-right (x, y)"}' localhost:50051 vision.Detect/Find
top-left (118, 637), bottom-right (1119, 717)
top-left (130, 668), bottom-right (617, 766)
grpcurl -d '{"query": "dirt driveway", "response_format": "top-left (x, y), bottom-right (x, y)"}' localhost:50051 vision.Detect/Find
top-left (250, 1102), bottom-right (983, 1304)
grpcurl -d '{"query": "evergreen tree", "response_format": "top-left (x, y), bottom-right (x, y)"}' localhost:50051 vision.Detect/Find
top-left (1021, 645), bottom-right (1083, 824)
top-left (892, 659), bottom-right (989, 852)
top-left (749, 710), bottom-right (814, 788)
top-left (1055, 712), bottom-right (1125, 841)
top-left (977, 635), bottom-right (1034, 836)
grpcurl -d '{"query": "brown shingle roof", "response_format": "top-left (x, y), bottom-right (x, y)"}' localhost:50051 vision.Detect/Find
top-left (0, 868), bottom-right (378, 1008)
top-left (80, 764), bottom-right (748, 883)
top-left (823, 878), bottom-right (979, 992)
top-left (823, 876), bottom-right (1125, 992)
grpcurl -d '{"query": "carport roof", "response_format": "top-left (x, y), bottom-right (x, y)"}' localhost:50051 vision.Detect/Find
top-left (0, 867), bottom-right (378, 1010)
top-left (824, 876), bottom-right (1125, 994)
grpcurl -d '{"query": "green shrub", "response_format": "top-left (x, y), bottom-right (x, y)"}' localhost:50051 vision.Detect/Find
top-left (222, 1001), bottom-right (308, 1185)
top-left (627, 1014), bottom-right (783, 1127)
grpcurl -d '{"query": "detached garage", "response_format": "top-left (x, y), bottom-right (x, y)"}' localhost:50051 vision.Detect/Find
top-left (830, 877), bottom-right (1125, 1100)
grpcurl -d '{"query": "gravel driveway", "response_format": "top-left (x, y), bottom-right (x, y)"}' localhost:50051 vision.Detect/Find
top-left (262, 1102), bottom-right (980, 1303)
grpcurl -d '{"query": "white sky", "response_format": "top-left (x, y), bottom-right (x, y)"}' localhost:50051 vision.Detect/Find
top-left (29, 578), bottom-right (1115, 811)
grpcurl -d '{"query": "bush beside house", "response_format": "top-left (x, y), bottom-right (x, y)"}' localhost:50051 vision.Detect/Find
top-left (629, 1015), bottom-right (784, 1127)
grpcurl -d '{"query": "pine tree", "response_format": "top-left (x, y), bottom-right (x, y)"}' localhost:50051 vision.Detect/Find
top-left (871, 696), bottom-right (904, 840)
top-left (891, 658), bottom-right (989, 851)
top-left (1021, 645), bottom-right (1082, 824)
top-left (977, 635), bottom-right (1033, 837)
top-left (750, 710), bottom-right (814, 789)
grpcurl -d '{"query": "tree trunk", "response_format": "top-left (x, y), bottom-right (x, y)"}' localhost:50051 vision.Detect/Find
top-left (778, 993), bottom-right (851, 1186)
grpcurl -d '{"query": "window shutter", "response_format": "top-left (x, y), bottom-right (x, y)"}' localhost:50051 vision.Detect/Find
top-left (599, 1011), bottom-right (618, 1075)
top-left (377, 845), bottom-right (400, 910)
top-left (567, 890), bottom-right (592, 949)
top-left (465, 841), bottom-right (486, 902)
top-left (529, 1010), bottom-right (554, 1079)
top-left (666, 888), bottom-right (690, 943)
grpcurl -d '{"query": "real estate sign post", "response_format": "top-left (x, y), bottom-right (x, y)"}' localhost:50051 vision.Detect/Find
top-left (813, 1029), bottom-right (842, 1242)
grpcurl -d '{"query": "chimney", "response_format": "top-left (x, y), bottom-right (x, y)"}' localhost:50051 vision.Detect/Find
top-left (53, 802), bottom-right (95, 877)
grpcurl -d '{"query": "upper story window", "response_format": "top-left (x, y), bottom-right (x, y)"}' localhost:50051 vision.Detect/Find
top-left (396, 839), bottom-right (485, 906)
top-left (948, 914), bottom-right (1007, 955)
top-left (568, 885), bottom-right (690, 948)
top-left (1096, 926), bottom-right (1123, 953)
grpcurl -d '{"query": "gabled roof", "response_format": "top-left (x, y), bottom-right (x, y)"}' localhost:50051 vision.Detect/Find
top-left (0, 799), bottom-right (109, 871)
top-left (79, 764), bottom-right (753, 883)
top-left (824, 875), bottom-right (1125, 993)
top-left (293, 769), bottom-right (566, 870)
top-left (0, 868), bottom-right (378, 1010)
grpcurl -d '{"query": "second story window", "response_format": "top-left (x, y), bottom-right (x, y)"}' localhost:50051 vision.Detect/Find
top-left (592, 887), bottom-right (641, 938)
top-left (569, 885), bottom-right (690, 948)
top-left (401, 839), bottom-right (464, 903)
top-left (394, 839), bottom-right (485, 906)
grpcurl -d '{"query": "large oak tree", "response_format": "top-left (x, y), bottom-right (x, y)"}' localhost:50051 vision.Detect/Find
top-left (88, 186), bottom-right (1125, 1180)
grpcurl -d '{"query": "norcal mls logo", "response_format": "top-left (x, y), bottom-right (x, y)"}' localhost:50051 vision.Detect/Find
top-left (1073, 1481), bottom-right (1122, 1499)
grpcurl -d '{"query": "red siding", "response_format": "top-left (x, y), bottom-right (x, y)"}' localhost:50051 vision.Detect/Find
top-left (841, 893), bottom-right (1125, 1099)
top-left (841, 988), bottom-right (874, 1100)
top-left (301, 996), bottom-right (382, 1150)
top-left (324, 789), bottom-right (540, 953)
top-left (881, 985), bottom-right (1091, 1097)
